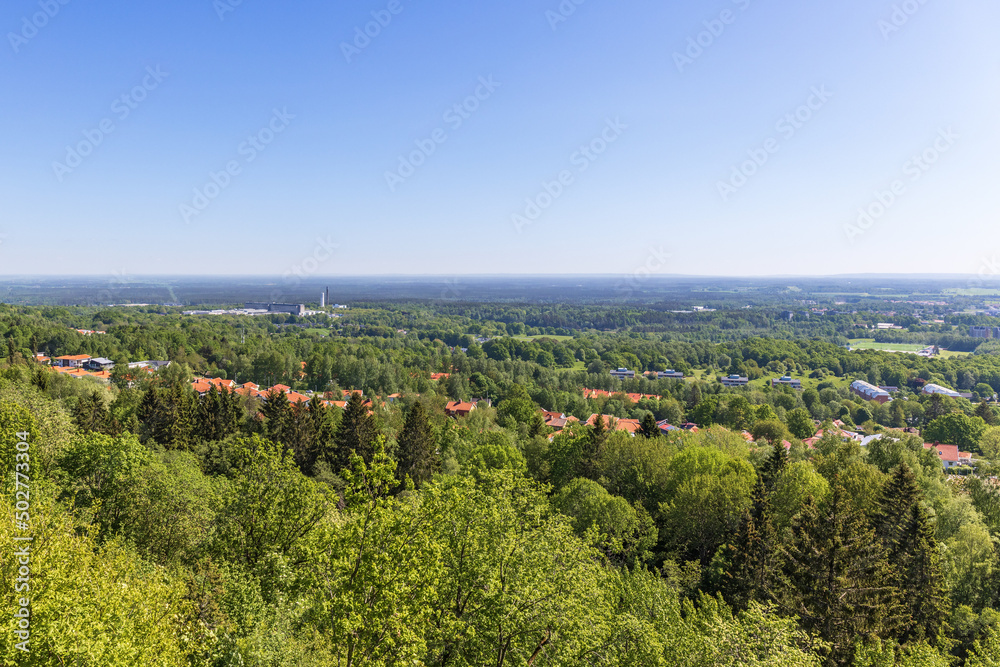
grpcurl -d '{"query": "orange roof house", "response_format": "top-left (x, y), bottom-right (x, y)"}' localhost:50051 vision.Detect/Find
top-left (445, 401), bottom-right (477, 418)
top-left (54, 354), bottom-right (92, 368)
top-left (586, 414), bottom-right (642, 435)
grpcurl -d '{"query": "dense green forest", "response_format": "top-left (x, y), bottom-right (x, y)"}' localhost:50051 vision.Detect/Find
top-left (6, 298), bottom-right (1000, 666)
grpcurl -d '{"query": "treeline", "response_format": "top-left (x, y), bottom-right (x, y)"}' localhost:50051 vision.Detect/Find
top-left (7, 353), bottom-right (1000, 665)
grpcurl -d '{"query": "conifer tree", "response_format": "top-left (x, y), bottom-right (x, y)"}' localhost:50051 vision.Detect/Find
top-left (781, 483), bottom-right (903, 665)
top-left (395, 401), bottom-right (438, 488)
top-left (976, 400), bottom-right (998, 426)
top-left (261, 389), bottom-right (293, 448)
top-left (761, 442), bottom-right (789, 491)
top-left (688, 382), bottom-right (702, 409)
top-left (295, 395), bottom-right (336, 475)
top-left (873, 464), bottom-right (949, 644)
top-left (330, 391), bottom-right (378, 470)
top-left (74, 390), bottom-right (109, 434)
top-left (166, 382), bottom-right (195, 450)
top-left (639, 413), bottom-right (659, 439)
top-left (717, 475), bottom-right (779, 612)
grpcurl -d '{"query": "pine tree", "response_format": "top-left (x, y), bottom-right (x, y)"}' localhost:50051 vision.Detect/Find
top-left (717, 475), bottom-right (779, 612)
top-left (781, 483), bottom-right (903, 666)
top-left (303, 396), bottom-right (337, 475)
top-left (74, 390), bottom-right (109, 433)
top-left (138, 387), bottom-right (169, 445)
top-left (395, 401), bottom-right (438, 488)
top-left (760, 442), bottom-right (789, 491)
top-left (330, 391), bottom-right (377, 470)
top-left (590, 413), bottom-right (606, 442)
top-left (975, 400), bottom-right (998, 426)
top-left (166, 382), bottom-right (196, 450)
top-left (688, 382), bottom-right (702, 409)
top-left (639, 413), bottom-right (659, 439)
top-left (925, 393), bottom-right (948, 422)
top-left (285, 400), bottom-right (318, 473)
top-left (873, 464), bottom-right (949, 644)
top-left (261, 389), bottom-right (293, 447)
top-left (198, 386), bottom-right (225, 442)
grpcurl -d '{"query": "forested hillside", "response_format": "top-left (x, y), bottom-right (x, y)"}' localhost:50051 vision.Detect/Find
top-left (5, 300), bottom-right (1000, 666)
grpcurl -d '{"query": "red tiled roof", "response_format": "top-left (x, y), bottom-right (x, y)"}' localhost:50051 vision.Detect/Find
top-left (445, 401), bottom-right (476, 415)
top-left (923, 443), bottom-right (961, 463)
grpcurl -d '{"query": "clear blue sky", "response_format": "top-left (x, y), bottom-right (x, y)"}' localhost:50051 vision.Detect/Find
top-left (1, 0), bottom-right (997, 277)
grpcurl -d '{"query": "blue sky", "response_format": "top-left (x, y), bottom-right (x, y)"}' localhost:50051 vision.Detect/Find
top-left (0, 0), bottom-right (997, 277)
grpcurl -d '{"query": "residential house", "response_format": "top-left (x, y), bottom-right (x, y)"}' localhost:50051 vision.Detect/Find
top-left (53, 354), bottom-right (92, 368)
top-left (540, 410), bottom-right (579, 431)
top-left (191, 377), bottom-right (237, 395)
top-left (586, 414), bottom-right (641, 435)
top-left (610, 368), bottom-right (635, 380)
top-left (445, 401), bottom-right (477, 418)
top-left (923, 443), bottom-right (974, 470)
top-left (83, 357), bottom-right (114, 372)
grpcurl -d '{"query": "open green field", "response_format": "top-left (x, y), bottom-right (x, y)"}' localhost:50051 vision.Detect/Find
top-left (512, 334), bottom-right (575, 342)
top-left (944, 287), bottom-right (1000, 296)
top-left (849, 339), bottom-right (971, 358)
top-left (848, 339), bottom-right (927, 353)
top-left (304, 328), bottom-right (330, 336)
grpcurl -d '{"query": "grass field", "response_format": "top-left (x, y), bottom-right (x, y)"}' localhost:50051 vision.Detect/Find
top-left (849, 339), bottom-right (971, 358)
top-left (848, 339), bottom-right (927, 353)
top-left (512, 334), bottom-right (575, 342)
top-left (304, 328), bottom-right (330, 336)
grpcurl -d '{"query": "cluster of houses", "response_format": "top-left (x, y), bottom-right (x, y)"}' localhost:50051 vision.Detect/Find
top-left (582, 388), bottom-right (663, 402)
top-left (38, 353), bottom-right (172, 384)
top-left (609, 368), bottom-right (685, 380)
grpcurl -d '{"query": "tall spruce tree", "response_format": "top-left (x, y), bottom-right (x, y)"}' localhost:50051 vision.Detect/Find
top-left (395, 401), bottom-right (438, 488)
top-left (761, 442), bottom-right (789, 491)
top-left (975, 400), bottom-right (998, 426)
top-left (639, 413), bottom-right (659, 439)
top-left (715, 446), bottom-right (786, 610)
top-left (74, 390), bottom-right (109, 434)
top-left (781, 483), bottom-right (903, 666)
top-left (261, 389), bottom-right (293, 448)
top-left (716, 475), bottom-right (779, 611)
top-left (873, 464), bottom-right (949, 644)
top-left (330, 391), bottom-right (377, 470)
